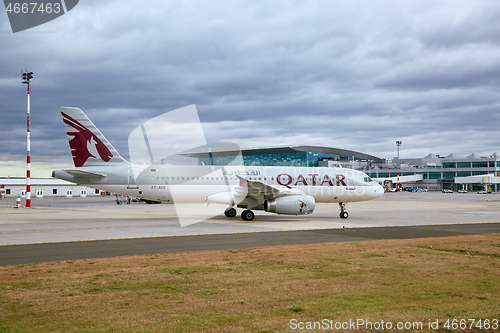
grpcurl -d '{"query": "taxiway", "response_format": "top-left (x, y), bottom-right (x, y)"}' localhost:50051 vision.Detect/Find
top-left (1, 191), bottom-right (499, 265)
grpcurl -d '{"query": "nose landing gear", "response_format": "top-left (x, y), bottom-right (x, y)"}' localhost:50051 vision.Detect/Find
top-left (339, 202), bottom-right (349, 219)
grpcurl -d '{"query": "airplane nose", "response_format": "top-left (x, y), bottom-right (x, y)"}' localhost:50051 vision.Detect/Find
top-left (376, 185), bottom-right (384, 197)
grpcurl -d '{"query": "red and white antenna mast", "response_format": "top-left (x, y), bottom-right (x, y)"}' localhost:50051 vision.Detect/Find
top-left (22, 69), bottom-right (33, 208)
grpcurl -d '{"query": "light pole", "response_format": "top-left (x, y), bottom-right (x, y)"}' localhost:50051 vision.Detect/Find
top-left (396, 141), bottom-right (402, 191)
top-left (22, 69), bottom-right (33, 208)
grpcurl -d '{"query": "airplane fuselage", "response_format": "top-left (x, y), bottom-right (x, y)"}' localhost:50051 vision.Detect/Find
top-left (53, 164), bottom-right (384, 205)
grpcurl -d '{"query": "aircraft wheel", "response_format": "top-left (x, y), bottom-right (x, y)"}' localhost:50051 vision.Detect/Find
top-left (241, 210), bottom-right (255, 221)
top-left (340, 211), bottom-right (349, 219)
top-left (224, 207), bottom-right (237, 218)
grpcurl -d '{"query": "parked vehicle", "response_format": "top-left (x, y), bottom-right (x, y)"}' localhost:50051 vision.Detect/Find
top-left (115, 194), bottom-right (127, 204)
top-left (442, 189), bottom-right (453, 193)
top-left (458, 190), bottom-right (467, 193)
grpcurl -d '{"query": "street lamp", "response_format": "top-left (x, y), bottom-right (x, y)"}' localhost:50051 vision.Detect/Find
top-left (396, 141), bottom-right (402, 167)
top-left (22, 69), bottom-right (33, 208)
top-left (396, 141), bottom-right (402, 191)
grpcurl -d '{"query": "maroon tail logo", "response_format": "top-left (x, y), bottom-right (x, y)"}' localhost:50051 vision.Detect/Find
top-left (62, 112), bottom-right (113, 167)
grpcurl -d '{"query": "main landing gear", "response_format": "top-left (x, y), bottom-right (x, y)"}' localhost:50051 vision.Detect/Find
top-left (241, 210), bottom-right (255, 221)
top-left (224, 207), bottom-right (255, 221)
top-left (224, 207), bottom-right (237, 218)
top-left (339, 202), bottom-right (349, 219)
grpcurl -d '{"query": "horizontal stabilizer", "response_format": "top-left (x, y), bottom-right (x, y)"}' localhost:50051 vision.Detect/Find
top-left (63, 169), bottom-right (107, 179)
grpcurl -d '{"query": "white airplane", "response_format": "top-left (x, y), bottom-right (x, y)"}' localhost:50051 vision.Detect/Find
top-left (52, 107), bottom-right (384, 221)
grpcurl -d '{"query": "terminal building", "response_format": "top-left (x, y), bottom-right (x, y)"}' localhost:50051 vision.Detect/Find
top-left (182, 145), bottom-right (384, 167)
top-left (366, 153), bottom-right (500, 192)
top-left (182, 145), bottom-right (500, 192)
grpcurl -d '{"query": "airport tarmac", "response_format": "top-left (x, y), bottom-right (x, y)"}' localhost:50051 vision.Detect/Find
top-left (1, 191), bottom-right (500, 265)
top-left (0, 191), bottom-right (499, 246)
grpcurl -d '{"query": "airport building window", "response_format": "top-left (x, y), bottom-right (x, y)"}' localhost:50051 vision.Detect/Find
top-left (489, 161), bottom-right (495, 168)
top-left (307, 152), bottom-right (343, 167)
top-left (443, 172), bottom-right (455, 179)
top-left (53, 189), bottom-right (57, 195)
top-left (197, 150), bottom-right (354, 167)
top-left (457, 162), bottom-right (471, 168)
top-left (95, 189), bottom-right (100, 194)
top-left (472, 171), bottom-right (488, 176)
top-left (471, 184), bottom-right (484, 191)
top-left (472, 162), bottom-right (488, 168)
top-left (443, 162), bottom-right (456, 168)
top-left (416, 172), bottom-right (428, 179)
top-left (6, 189), bottom-right (10, 195)
top-left (457, 171), bottom-right (471, 177)
top-left (429, 172), bottom-right (441, 179)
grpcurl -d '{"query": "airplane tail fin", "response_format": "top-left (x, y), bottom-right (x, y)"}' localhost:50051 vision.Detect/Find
top-left (60, 107), bottom-right (129, 167)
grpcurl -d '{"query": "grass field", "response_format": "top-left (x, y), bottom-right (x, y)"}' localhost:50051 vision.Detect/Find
top-left (1, 234), bottom-right (499, 332)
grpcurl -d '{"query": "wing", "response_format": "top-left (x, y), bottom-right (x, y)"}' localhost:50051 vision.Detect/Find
top-left (235, 176), bottom-right (303, 200)
top-left (206, 176), bottom-right (304, 206)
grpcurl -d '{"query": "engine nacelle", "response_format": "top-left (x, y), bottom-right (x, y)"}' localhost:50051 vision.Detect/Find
top-left (264, 195), bottom-right (315, 215)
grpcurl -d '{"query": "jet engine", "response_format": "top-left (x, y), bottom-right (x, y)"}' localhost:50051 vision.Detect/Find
top-left (264, 195), bottom-right (315, 215)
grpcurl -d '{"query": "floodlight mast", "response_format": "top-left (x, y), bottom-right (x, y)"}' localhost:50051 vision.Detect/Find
top-left (396, 140), bottom-right (402, 191)
top-left (22, 69), bottom-right (33, 208)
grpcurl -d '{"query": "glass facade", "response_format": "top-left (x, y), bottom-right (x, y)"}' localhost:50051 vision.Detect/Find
top-left (443, 171), bottom-right (456, 179)
top-left (198, 150), bottom-right (349, 167)
top-left (306, 152), bottom-right (347, 167)
top-left (472, 161), bottom-right (489, 168)
top-left (443, 162), bottom-right (456, 168)
top-left (428, 172), bottom-right (442, 179)
top-left (416, 172), bottom-right (428, 180)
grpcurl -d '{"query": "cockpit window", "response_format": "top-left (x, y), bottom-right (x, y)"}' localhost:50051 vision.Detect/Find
top-left (364, 177), bottom-right (372, 182)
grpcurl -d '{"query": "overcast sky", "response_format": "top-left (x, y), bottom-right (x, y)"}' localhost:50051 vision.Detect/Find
top-left (1, 0), bottom-right (500, 177)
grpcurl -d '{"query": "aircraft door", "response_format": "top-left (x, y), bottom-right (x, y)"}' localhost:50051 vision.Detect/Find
top-left (346, 171), bottom-right (356, 190)
top-left (128, 168), bottom-right (139, 189)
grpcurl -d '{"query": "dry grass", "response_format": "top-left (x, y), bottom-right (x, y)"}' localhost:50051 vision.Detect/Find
top-left (1, 234), bottom-right (499, 332)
